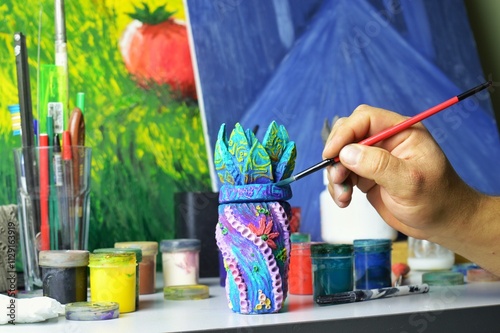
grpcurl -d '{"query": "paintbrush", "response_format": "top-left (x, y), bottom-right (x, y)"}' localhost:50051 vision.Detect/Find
top-left (316, 284), bottom-right (430, 305)
top-left (275, 81), bottom-right (492, 187)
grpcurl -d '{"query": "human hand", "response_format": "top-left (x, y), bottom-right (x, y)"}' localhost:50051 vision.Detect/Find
top-left (322, 104), bottom-right (478, 241)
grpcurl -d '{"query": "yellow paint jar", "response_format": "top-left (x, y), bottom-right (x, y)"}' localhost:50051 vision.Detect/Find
top-left (89, 252), bottom-right (136, 313)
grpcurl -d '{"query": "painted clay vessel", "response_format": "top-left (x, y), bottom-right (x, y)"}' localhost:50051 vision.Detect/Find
top-left (215, 121), bottom-right (296, 314)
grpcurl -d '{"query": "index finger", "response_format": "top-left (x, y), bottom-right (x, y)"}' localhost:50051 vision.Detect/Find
top-left (322, 104), bottom-right (409, 159)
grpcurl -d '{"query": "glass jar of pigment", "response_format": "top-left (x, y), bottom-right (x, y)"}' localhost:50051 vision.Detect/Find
top-left (115, 241), bottom-right (158, 294)
top-left (407, 237), bottom-right (454, 271)
top-left (160, 239), bottom-right (200, 287)
top-left (311, 243), bottom-right (354, 300)
top-left (289, 233), bottom-right (312, 295)
top-left (94, 248), bottom-right (142, 311)
top-left (353, 239), bottom-right (392, 290)
top-left (89, 252), bottom-right (137, 313)
top-left (39, 250), bottom-right (89, 304)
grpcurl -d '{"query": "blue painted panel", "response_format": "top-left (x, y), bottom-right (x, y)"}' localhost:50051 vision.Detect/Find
top-left (187, 0), bottom-right (323, 150)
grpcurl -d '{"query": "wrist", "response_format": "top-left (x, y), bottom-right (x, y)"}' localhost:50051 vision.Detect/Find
top-left (429, 190), bottom-right (500, 275)
top-left (427, 183), bottom-right (481, 252)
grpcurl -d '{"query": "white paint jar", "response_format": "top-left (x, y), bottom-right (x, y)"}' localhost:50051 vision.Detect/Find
top-left (160, 239), bottom-right (200, 287)
top-left (320, 170), bottom-right (397, 243)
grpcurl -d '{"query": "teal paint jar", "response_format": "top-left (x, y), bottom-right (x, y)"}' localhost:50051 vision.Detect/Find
top-left (353, 239), bottom-right (392, 290)
top-left (311, 243), bottom-right (354, 300)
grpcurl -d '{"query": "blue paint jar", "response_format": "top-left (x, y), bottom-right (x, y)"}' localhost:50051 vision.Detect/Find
top-left (353, 239), bottom-right (392, 290)
top-left (311, 243), bottom-right (353, 300)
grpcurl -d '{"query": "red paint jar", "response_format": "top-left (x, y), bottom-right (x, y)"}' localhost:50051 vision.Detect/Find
top-left (289, 242), bottom-right (313, 295)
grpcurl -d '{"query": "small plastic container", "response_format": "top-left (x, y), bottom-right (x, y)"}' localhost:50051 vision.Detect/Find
top-left (94, 248), bottom-right (142, 311)
top-left (89, 252), bottom-right (137, 313)
top-left (408, 237), bottom-right (455, 271)
top-left (39, 250), bottom-right (89, 304)
top-left (353, 239), bottom-right (392, 289)
top-left (422, 271), bottom-right (464, 286)
top-left (467, 268), bottom-right (500, 282)
top-left (289, 234), bottom-right (312, 295)
top-left (115, 241), bottom-right (158, 294)
top-left (65, 302), bottom-right (119, 321)
top-left (160, 239), bottom-right (200, 287)
top-left (164, 284), bottom-right (209, 300)
top-left (311, 243), bottom-right (354, 300)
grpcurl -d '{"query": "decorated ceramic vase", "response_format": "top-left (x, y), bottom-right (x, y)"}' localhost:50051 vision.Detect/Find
top-left (215, 121), bottom-right (296, 314)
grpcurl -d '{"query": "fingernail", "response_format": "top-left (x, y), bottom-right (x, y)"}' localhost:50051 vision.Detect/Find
top-left (340, 145), bottom-right (361, 166)
top-left (334, 183), bottom-right (350, 203)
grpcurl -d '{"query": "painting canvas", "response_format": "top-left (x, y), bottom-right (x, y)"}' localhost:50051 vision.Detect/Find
top-left (0, 0), bottom-right (211, 261)
top-left (186, 0), bottom-right (500, 241)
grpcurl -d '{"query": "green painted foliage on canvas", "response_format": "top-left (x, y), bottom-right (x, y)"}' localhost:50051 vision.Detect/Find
top-left (0, 0), bottom-right (211, 255)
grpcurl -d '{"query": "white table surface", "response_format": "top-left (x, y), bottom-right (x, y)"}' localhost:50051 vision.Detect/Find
top-left (4, 275), bottom-right (500, 333)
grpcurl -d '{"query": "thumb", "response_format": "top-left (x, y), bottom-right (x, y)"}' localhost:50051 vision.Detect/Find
top-left (339, 144), bottom-right (407, 191)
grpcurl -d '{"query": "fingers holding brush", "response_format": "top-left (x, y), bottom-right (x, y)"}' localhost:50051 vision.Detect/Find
top-left (326, 171), bottom-right (354, 208)
top-left (324, 116), bottom-right (354, 207)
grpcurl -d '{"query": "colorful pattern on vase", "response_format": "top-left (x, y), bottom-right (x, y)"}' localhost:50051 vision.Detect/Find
top-left (214, 121), bottom-right (296, 314)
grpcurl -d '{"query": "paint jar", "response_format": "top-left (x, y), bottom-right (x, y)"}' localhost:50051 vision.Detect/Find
top-left (353, 239), bottom-right (392, 289)
top-left (289, 207), bottom-right (302, 233)
top-left (407, 237), bottom-right (454, 271)
top-left (89, 252), bottom-right (137, 313)
top-left (320, 170), bottom-right (397, 244)
top-left (160, 239), bottom-right (200, 287)
top-left (174, 191), bottom-right (219, 278)
top-left (311, 243), bottom-right (353, 300)
top-left (115, 241), bottom-right (158, 294)
top-left (289, 234), bottom-right (312, 295)
top-left (94, 248), bottom-right (142, 311)
top-left (39, 250), bottom-right (89, 304)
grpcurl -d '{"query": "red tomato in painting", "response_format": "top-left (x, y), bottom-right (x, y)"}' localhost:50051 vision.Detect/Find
top-left (120, 5), bottom-right (197, 100)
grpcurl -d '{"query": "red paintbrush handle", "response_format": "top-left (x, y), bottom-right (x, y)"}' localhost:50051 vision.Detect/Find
top-left (359, 96), bottom-right (459, 147)
top-left (286, 81), bottom-right (491, 185)
top-left (39, 134), bottom-right (50, 251)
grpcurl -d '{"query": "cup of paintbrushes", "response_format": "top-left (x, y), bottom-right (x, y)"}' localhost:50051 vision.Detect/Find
top-left (13, 144), bottom-right (92, 291)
